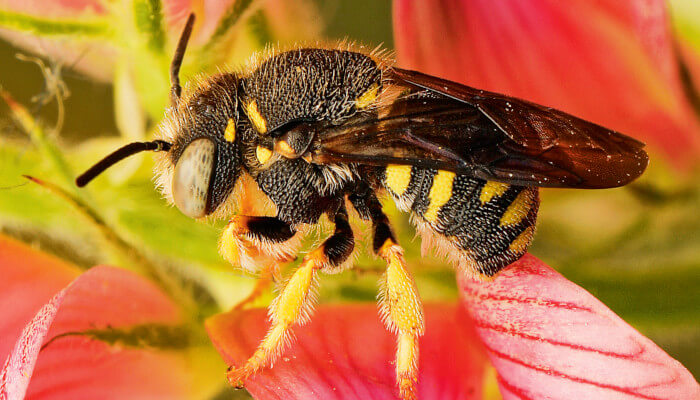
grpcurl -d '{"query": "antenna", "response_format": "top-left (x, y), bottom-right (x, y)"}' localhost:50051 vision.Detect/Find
top-left (170, 13), bottom-right (196, 105)
top-left (75, 140), bottom-right (171, 187)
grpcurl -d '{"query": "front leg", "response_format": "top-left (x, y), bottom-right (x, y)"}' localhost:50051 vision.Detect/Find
top-left (227, 207), bottom-right (355, 386)
top-left (218, 215), bottom-right (301, 273)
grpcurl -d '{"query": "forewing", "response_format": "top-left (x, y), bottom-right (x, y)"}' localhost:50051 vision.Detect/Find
top-left (312, 68), bottom-right (648, 188)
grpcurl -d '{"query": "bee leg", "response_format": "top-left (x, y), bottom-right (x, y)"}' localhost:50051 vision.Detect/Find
top-left (218, 215), bottom-right (300, 273)
top-left (365, 194), bottom-right (424, 400)
top-left (227, 207), bottom-right (355, 386)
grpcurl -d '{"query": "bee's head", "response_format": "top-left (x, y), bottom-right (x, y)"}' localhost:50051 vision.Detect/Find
top-left (155, 73), bottom-right (243, 218)
top-left (76, 13), bottom-right (244, 219)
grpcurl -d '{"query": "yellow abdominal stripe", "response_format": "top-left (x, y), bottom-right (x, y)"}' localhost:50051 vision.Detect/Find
top-left (508, 226), bottom-right (535, 254)
top-left (385, 164), bottom-right (412, 196)
top-left (224, 118), bottom-right (236, 142)
top-left (500, 190), bottom-right (534, 226)
top-left (479, 181), bottom-right (509, 204)
top-left (247, 100), bottom-right (267, 133)
top-left (424, 170), bottom-right (456, 222)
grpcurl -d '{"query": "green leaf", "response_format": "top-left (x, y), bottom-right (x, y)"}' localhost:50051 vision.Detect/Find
top-left (133, 0), bottom-right (166, 54)
top-left (247, 10), bottom-right (273, 47)
top-left (203, 0), bottom-right (257, 52)
top-left (42, 323), bottom-right (194, 351)
top-left (0, 10), bottom-right (110, 37)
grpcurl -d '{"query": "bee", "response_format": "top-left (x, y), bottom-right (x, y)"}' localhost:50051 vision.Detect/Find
top-left (76, 14), bottom-right (648, 399)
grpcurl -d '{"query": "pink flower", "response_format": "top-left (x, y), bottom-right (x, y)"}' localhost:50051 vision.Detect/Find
top-left (0, 236), bottom-right (192, 399)
top-left (393, 0), bottom-right (700, 168)
top-left (4, 234), bottom-right (696, 399)
top-left (207, 255), bottom-right (698, 399)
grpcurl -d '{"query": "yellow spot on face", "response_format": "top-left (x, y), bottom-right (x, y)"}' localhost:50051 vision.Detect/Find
top-left (246, 100), bottom-right (267, 133)
top-left (479, 181), bottom-right (509, 204)
top-left (224, 118), bottom-right (236, 142)
top-left (500, 189), bottom-right (534, 226)
top-left (275, 140), bottom-right (295, 157)
top-left (424, 170), bottom-right (456, 222)
top-left (356, 84), bottom-right (379, 109)
top-left (256, 146), bottom-right (273, 164)
top-left (385, 164), bottom-right (412, 196)
top-left (508, 226), bottom-right (535, 254)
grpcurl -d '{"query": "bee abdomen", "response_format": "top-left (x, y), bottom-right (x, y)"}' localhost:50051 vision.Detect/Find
top-left (380, 165), bottom-right (540, 277)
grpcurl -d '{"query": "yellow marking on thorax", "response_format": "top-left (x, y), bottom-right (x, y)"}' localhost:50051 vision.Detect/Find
top-left (275, 140), bottom-right (296, 158)
top-left (246, 100), bottom-right (267, 133)
top-left (256, 146), bottom-right (273, 164)
top-left (500, 189), bottom-right (534, 226)
top-left (479, 181), bottom-right (509, 204)
top-left (224, 118), bottom-right (236, 142)
top-left (424, 170), bottom-right (456, 222)
top-left (385, 164), bottom-right (412, 196)
top-left (508, 226), bottom-right (535, 254)
top-left (356, 84), bottom-right (379, 109)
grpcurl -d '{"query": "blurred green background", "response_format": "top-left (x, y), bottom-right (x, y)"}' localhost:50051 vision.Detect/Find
top-left (0, 0), bottom-right (697, 392)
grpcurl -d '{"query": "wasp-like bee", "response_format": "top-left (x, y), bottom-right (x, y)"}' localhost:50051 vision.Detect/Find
top-left (76, 14), bottom-right (648, 399)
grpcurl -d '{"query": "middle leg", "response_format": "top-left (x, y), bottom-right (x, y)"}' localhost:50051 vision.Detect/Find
top-left (227, 207), bottom-right (355, 386)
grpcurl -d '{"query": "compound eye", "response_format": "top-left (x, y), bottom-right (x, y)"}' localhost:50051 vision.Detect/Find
top-left (172, 138), bottom-right (216, 218)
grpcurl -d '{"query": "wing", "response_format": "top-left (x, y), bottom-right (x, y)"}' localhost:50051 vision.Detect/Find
top-left (311, 67), bottom-right (648, 188)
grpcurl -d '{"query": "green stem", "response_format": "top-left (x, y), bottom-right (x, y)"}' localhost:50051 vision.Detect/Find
top-left (202, 0), bottom-right (257, 52)
top-left (0, 10), bottom-right (111, 37)
top-left (0, 88), bottom-right (76, 192)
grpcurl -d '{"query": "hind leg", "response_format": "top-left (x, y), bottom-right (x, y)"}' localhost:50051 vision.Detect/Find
top-left (357, 192), bottom-right (425, 400)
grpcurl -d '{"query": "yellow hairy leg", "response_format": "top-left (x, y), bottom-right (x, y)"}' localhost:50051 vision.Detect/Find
top-left (227, 247), bottom-right (324, 386)
top-left (378, 239), bottom-right (425, 400)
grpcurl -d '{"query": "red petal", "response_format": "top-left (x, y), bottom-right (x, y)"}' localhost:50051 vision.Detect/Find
top-left (394, 0), bottom-right (700, 167)
top-left (207, 304), bottom-right (488, 399)
top-left (0, 236), bottom-right (79, 363)
top-left (459, 254), bottom-right (699, 400)
top-left (0, 237), bottom-right (190, 400)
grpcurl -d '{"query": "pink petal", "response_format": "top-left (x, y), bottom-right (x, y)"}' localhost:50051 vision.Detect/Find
top-left (459, 254), bottom-right (699, 400)
top-left (207, 304), bottom-right (488, 399)
top-left (0, 236), bottom-right (79, 363)
top-left (0, 237), bottom-right (190, 400)
top-left (0, 0), bottom-right (104, 17)
top-left (393, 0), bottom-right (700, 167)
